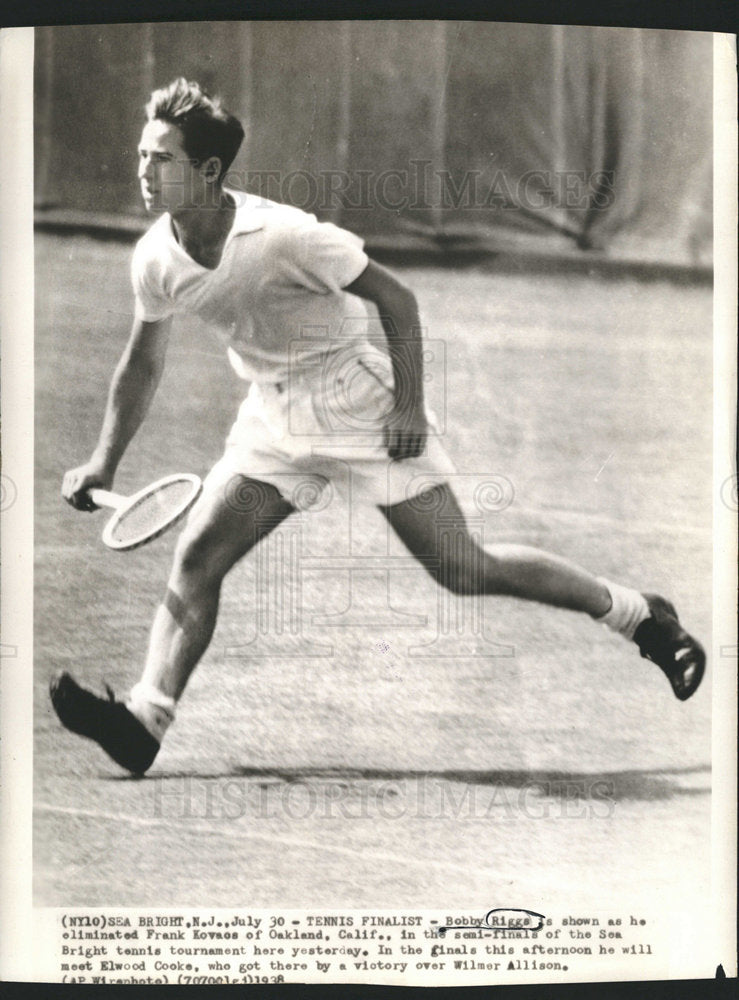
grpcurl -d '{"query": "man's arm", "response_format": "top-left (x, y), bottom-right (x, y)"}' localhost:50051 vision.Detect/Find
top-left (62, 315), bottom-right (173, 510)
top-left (345, 260), bottom-right (427, 459)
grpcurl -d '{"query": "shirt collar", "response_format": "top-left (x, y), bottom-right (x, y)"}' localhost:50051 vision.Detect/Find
top-left (225, 187), bottom-right (269, 234)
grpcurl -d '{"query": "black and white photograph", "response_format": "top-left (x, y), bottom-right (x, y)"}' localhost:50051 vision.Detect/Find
top-left (0, 15), bottom-right (736, 987)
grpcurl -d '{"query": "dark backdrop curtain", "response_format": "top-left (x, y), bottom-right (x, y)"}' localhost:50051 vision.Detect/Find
top-left (34, 22), bottom-right (712, 266)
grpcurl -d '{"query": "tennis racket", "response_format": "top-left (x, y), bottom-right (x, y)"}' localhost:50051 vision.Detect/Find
top-left (87, 473), bottom-right (202, 551)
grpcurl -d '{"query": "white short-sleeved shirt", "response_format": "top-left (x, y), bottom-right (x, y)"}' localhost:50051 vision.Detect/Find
top-left (131, 190), bottom-right (370, 383)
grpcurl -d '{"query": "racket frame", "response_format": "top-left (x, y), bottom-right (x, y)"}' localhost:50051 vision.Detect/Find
top-left (89, 473), bottom-right (202, 551)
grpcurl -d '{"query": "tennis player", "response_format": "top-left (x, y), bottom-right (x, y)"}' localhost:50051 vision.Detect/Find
top-left (51, 79), bottom-right (705, 774)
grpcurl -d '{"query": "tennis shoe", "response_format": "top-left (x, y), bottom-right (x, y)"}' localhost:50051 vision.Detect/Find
top-left (633, 594), bottom-right (705, 701)
top-left (49, 671), bottom-right (160, 774)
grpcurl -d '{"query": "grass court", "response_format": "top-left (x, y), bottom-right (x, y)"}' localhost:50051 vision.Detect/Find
top-left (34, 232), bottom-right (712, 919)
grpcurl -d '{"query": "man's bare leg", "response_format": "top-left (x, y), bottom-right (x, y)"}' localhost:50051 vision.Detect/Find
top-left (50, 476), bottom-right (295, 772)
top-left (379, 482), bottom-right (613, 614)
top-left (378, 482), bottom-right (705, 699)
top-left (137, 477), bottom-right (294, 699)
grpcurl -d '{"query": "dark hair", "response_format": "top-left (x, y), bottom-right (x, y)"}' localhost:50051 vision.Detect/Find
top-left (145, 78), bottom-right (244, 179)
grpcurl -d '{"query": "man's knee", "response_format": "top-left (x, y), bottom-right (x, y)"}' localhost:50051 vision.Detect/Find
top-left (173, 525), bottom-right (229, 584)
top-left (433, 548), bottom-right (494, 595)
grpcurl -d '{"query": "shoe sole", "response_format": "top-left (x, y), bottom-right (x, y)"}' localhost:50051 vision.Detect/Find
top-left (50, 671), bottom-right (160, 774)
top-left (636, 595), bottom-right (706, 701)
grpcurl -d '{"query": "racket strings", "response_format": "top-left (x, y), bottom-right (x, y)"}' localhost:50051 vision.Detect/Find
top-left (109, 479), bottom-right (199, 545)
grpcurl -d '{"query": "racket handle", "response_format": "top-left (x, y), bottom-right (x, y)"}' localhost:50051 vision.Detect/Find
top-left (87, 488), bottom-right (126, 510)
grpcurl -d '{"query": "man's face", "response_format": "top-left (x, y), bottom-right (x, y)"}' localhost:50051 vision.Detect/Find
top-left (137, 119), bottom-right (202, 214)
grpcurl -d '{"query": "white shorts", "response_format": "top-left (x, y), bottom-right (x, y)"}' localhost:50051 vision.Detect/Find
top-left (203, 343), bottom-right (456, 510)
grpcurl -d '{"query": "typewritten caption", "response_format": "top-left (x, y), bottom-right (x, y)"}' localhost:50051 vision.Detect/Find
top-left (53, 909), bottom-right (660, 985)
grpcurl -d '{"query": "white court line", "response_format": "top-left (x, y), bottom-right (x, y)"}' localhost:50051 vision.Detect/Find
top-left (34, 801), bottom-right (500, 880)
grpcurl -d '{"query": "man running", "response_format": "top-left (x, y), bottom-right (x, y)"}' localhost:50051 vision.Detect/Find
top-left (50, 78), bottom-right (705, 774)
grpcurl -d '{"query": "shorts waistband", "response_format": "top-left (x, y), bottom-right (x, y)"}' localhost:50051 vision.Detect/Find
top-left (256, 342), bottom-right (390, 397)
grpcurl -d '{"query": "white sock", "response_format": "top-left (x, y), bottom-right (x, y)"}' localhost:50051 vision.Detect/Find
top-left (127, 682), bottom-right (176, 743)
top-left (596, 578), bottom-right (650, 640)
